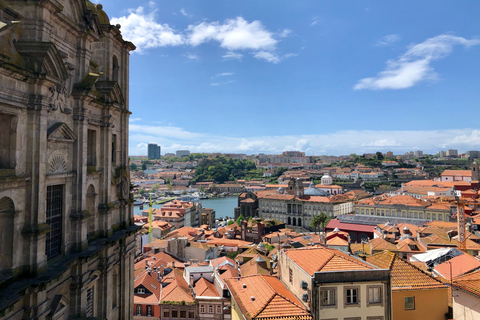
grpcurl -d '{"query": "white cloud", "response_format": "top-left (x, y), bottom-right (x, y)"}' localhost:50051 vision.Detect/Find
top-left (112, 9), bottom-right (288, 63)
top-left (184, 53), bottom-right (199, 60)
top-left (187, 17), bottom-right (277, 50)
top-left (284, 53), bottom-right (298, 59)
top-left (279, 29), bottom-right (292, 38)
top-left (129, 117), bottom-right (142, 122)
top-left (210, 83), bottom-right (219, 86)
top-left (254, 51), bottom-right (281, 63)
top-left (111, 6), bottom-right (184, 53)
top-left (311, 16), bottom-right (320, 26)
top-left (129, 122), bottom-right (480, 156)
top-left (375, 34), bottom-right (400, 47)
top-left (222, 51), bottom-right (243, 60)
top-left (217, 72), bottom-right (234, 76)
top-left (354, 34), bottom-right (480, 90)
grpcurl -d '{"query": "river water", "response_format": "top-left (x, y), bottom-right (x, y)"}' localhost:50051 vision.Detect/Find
top-left (133, 196), bottom-right (238, 220)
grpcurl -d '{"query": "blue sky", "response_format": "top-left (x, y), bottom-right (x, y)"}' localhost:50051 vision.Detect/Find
top-left (99, 1), bottom-right (479, 156)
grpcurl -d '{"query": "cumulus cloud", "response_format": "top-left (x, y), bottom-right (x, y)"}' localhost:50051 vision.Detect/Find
top-left (354, 34), bottom-right (480, 90)
top-left (187, 17), bottom-right (277, 50)
top-left (375, 34), bottom-right (400, 47)
top-left (111, 7), bottom-right (184, 53)
top-left (112, 9), bottom-right (290, 62)
top-left (129, 122), bottom-right (480, 156)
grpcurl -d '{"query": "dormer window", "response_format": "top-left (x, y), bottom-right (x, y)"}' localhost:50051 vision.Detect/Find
top-left (136, 287), bottom-right (145, 294)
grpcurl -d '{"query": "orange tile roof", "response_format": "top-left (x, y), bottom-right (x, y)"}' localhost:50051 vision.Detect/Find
top-left (366, 251), bottom-right (446, 291)
top-left (194, 277), bottom-right (220, 297)
top-left (453, 268), bottom-right (480, 298)
top-left (134, 270), bottom-right (162, 304)
top-left (284, 247), bottom-right (375, 276)
top-left (217, 264), bottom-right (240, 286)
top-left (210, 256), bottom-right (236, 269)
top-left (434, 254), bottom-right (480, 281)
top-left (441, 170), bottom-right (472, 177)
top-left (225, 275), bottom-right (312, 320)
top-left (239, 255), bottom-right (271, 277)
top-left (161, 269), bottom-right (195, 303)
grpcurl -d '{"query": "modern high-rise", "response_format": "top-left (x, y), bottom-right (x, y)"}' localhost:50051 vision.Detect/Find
top-left (0, 1), bottom-right (137, 318)
top-left (148, 143), bottom-right (161, 159)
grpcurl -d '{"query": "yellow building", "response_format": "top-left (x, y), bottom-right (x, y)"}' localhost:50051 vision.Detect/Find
top-left (367, 250), bottom-right (449, 320)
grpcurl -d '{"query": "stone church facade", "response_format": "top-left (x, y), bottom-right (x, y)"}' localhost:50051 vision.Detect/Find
top-left (0, 1), bottom-right (137, 319)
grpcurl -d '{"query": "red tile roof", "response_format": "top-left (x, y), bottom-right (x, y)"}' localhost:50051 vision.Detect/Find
top-left (194, 277), bottom-right (220, 297)
top-left (225, 275), bottom-right (312, 320)
top-left (434, 254), bottom-right (480, 281)
top-left (367, 251), bottom-right (446, 291)
top-left (283, 247), bottom-right (375, 276)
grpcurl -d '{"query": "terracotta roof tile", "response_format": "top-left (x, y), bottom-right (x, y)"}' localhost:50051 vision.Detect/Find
top-left (434, 254), bottom-right (480, 281)
top-left (284, 247), bottom-right (375, 276)
top-left (453, 268), bottom-right (480, 298)
top-left (194, 277), bottom-right (220, 297)
top-left (367, 251), bottom-right (446, 291)
top-left (225, 275), bottom-right (311, 320)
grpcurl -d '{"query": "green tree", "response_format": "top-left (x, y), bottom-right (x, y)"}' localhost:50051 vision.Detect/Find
top-left (376, 152), bottom-right (384, 160)
top-left (310, 213), bottom-right (330, 233)
top-left (138, 188), bottom-right (146, 195)
top-left (227, 220), bottom-right (234, 226)
top-left (181, 190), bottom-right (187, 195)
top-left (236, 214), bottom-right (245, 225)
top-left (151, 183), bottom-right (160, 192)
top-left (141, 163), bottom-right (147, 171)
top-left (130, 163), bottom-right (137, 171)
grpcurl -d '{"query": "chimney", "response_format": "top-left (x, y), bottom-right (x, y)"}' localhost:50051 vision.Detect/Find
top-left (190, 275), bottom-right (194, 287)
top-left (172, 261), bottom-right (175, 269)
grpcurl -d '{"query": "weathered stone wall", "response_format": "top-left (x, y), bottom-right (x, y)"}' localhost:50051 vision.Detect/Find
top-left (0, 0), bottom-right (137, 318)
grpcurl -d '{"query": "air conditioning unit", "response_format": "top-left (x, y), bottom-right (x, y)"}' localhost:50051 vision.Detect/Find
top-left (301, 280), bottom-right (308, 290)
top-left (302, 293), bottom-right (308, 302)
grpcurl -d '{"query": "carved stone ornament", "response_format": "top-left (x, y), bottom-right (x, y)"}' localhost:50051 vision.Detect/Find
top-left (48, 151), bottom-right (68, 174)
top-left (48, 84), bottom-right (71, 114)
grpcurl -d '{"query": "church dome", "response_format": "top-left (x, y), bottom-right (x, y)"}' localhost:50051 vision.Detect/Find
top-left (304, 182), bottom-right (328, 196)
top-left (321, 174), bottom-right (333, 186)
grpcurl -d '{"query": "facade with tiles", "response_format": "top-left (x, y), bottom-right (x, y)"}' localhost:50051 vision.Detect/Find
top-left (257, 179), bottom-right (353, 229)
top-left (0, 1), bottom-right (137, 319)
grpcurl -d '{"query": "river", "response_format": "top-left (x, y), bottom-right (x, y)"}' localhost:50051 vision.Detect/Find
top-left (133, 196), bottom-right (238, 220)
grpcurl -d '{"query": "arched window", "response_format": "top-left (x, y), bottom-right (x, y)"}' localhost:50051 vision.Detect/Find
top-left (136, 305), bottom-right (142, 316)
top-left (293, 217), bottom-right (297, 226)
top-left (86, 185), bottom-right (96, 241)
top-left (298, 218), bottom-right (302, 227)
top-left (0, 197), bottom-right (15, 272)
top-left (287, 217), bottom-right (291, 225)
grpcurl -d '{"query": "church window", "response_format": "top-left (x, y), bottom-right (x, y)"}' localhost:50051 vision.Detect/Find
top-left (46, 185), bottom-right (63, 258)
top-left (86, 287), bottom-right (94, 317)
top-left (112, 134), bottom-right (117, 163)
top-left (87, 130), bottom-right (97, 166)
top-left (0, 113), bottom-right (16, 169)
